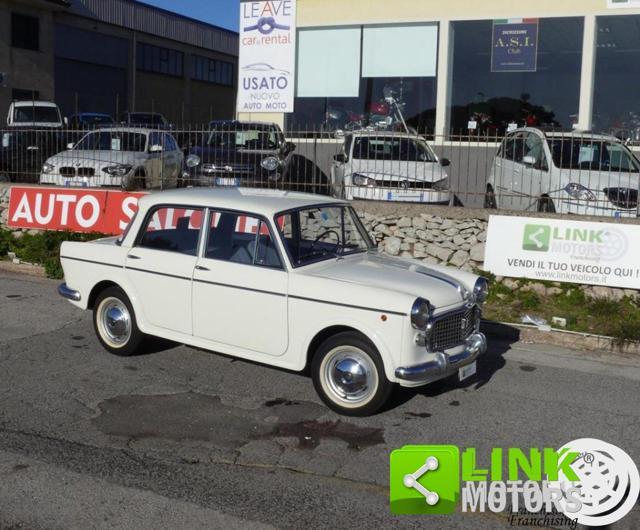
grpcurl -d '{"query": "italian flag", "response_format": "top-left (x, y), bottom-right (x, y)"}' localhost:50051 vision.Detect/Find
top-left (494, 18), bottom-right (539, 24)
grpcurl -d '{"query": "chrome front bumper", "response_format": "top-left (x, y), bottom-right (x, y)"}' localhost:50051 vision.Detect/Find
top-left (58, 283), bottom-right (81, 302)
top-left (395, 332), bottom-right (487, 385)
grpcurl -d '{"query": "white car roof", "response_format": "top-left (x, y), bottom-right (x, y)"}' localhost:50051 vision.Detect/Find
top-left (12, 101), bottom-right (58, 108)
top-left (349, 131), bottom-right (423, 140)
top-left (85, 127), bottom-right (169, 135)
top-left (139, 188), bottom-right (347, 217)
top-left (508, 127), bottom-right (620, 142)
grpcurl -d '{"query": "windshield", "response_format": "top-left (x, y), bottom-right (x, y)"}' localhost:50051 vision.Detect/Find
top-left (352, 136), bottom-right (436, 162)
top-left (548, 138), bottom-right (639, 173)
top-left (13, 106), bottom-right (60, 123)
top-left (275, 205), bottom-right (374, 267)
top-left (128, 114), bottom-right (165, 126)
top-left (207, 126), bottom-right (279, 150)
top-left (75, 131), bottom-right (147, 152)
top-left (80, 114), bottom-right (114, 126)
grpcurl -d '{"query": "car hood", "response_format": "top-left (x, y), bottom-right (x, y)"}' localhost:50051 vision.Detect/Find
top-left (306, 252), bottom-right (476, 311)
top-left (558, 169), bottom-right (639, 190)
top-left (192, 146), bottom-right (278, 164)
top-left (347, 159), bottom-right (448, 182)
top-left (46, 151), bottom-right (144, 166)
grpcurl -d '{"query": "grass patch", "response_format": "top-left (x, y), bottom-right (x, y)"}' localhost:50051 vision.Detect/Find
top-left (0, 228), bottom-right (107, 279)
top-left (484, 277), bottom-right (640, 345)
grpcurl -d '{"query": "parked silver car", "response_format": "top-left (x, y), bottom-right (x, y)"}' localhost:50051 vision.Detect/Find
top-left (486, 128), bottom-right (640, 217)
top-left (39, 128), bottom-right (183, 189)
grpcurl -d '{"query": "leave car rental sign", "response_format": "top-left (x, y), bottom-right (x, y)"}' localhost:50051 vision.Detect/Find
top-left (237, 1), bottom-right (297, 113)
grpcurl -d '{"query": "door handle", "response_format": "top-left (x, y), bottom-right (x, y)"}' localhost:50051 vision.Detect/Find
top-left (195, 265), bottom-right (210, 271)
top-left (129, 255), bottom-right (141, 260)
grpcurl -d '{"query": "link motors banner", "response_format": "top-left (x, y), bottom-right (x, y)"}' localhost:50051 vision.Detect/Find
top-left (491, 19), bottom-right (539, 73)
top-left (8, 187), bottom-right (146, 235)
top-left (237, 0), bottom-right (296, 113)
top-left (484, 215), bottom-right (640, 289)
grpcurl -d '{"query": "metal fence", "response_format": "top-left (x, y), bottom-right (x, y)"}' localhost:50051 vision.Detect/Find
top-left (1, 124), bottom-right (639, 219)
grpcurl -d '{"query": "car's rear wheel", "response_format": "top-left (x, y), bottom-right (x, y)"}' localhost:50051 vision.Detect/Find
top-left (93, 286), bottom-right (144, 356)
top-left (484, 185), bottom-right (497, 209)
top-left (312, 332), bottom-right (392, 416)
top-left (537, 196), bottom-right (556, 213)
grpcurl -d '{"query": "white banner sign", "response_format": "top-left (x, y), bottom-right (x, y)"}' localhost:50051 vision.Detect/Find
top-left (237, 0), bottom-right (296, 114)
top-left (484, 216), bottom-right (640, 289)
top-left (608, 0), bottom-right (640, 8)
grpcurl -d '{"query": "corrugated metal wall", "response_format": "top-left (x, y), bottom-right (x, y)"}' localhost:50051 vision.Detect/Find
top-left (68, 0), bottom-right (238, 56)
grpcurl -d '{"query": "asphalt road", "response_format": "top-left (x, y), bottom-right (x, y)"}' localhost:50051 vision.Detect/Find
top-left (0, 270), bottom-right (638, 529)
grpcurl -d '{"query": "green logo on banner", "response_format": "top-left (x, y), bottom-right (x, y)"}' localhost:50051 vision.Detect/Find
top-left (390, 445), bottom-right (460, 515)
top-left (523, 224), bottom-right (551, 252)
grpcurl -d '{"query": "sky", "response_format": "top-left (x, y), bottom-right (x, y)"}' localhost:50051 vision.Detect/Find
top-left (141, 0), bottom-right (240, 32)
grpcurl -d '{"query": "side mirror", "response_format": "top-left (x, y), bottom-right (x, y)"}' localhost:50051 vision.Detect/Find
top-left (149, 144), bottom-right (163, 153)
top-left (333, 153), bottom-right (347, 164)
top-left (284, 141), bottom-right (296, 154)
top-left (522, 155), bottom-right (536, 166)
top-left (440, 158), bottom-right (451, 167)
top-left (63, 117), bottom-right (69, 126)
top-left (66, 142), bottom-right (75, 150)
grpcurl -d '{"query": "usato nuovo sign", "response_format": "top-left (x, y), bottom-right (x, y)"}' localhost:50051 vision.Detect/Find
top-left (237, 0), bottom-right (296, 114)
top-left (484, 215), bottom-right (640, 289)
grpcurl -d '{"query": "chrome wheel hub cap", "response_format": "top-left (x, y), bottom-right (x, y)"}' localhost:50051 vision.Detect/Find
top-left (322, 347), bottom-right (378, 406)
top-left (99, 298), bottom-right (131, 346)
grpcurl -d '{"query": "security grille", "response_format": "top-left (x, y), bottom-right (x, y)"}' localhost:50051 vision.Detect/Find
top-left (428, 306), bottom-right (478, 352)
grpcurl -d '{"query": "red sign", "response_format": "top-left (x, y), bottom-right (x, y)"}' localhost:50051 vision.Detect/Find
top-left (8, 187), bottom-right (147, 235)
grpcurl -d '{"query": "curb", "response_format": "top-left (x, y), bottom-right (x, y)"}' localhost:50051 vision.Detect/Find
top-left (481, 320), bottom-right (640, 356)
top-left (0, 259), bottom-right (46, 277)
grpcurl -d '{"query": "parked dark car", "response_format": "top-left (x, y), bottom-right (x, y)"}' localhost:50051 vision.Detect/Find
top-left (0, 129), bottom-right (64, 183)
top-left (119, 112), bottom-right (172, 130)
top-left (68, 113), bottom-right (114, 129)
top-left (184, 121), bottom-right (296, 188)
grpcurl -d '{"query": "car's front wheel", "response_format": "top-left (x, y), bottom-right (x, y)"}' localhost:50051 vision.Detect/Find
top-left (312, 332), bottom-right (393, 416)
top-left (93, 286), bottom-right (144, 356)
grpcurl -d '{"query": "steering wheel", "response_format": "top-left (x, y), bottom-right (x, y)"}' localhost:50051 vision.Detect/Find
top-left (310, 230), bottom-right (341, 253)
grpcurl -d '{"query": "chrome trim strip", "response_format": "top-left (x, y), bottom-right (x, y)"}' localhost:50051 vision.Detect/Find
top-left (60, 256), bottom-right (121, 269)
top-left (125, 266), bottom-right (191, 281)
top-left (395, 332), bottom-right (487, 382)
top-left (58, 283), bottom-right (81, 302)
top-left (289, 295), bottom-right (406, 317)
top-left (193, 278), bottom-right (286, 297)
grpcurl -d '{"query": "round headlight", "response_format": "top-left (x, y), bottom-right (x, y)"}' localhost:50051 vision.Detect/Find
top-left (186, 154), bottom-right (201, 168)
top-left (411, 298), bottom-right (432, 330)
top-left (474, 277), bottom-right (489, 304)
top-left (261, 156), bottom-right (279, 172)
top-left (42, 162), bottom-right (54, 174)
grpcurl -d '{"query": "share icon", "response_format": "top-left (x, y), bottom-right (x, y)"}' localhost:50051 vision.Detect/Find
top-left (403, 456), bottom-right (440, 505)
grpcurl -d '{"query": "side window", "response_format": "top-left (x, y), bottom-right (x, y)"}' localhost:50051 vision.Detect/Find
top-left (606, 143), bottom-right (638, 173)
top-left (503, 133), bottom-right (526, 163)
top-left (164, 134), bottom-right (178, 152)
top-left (524, 133), bottom-right (548, 171)
top-left (344, 134), bottom-right (353, 159)
top-left (148, 132), bottom-right (162, 151)
top-left (138, 207), bottom-right (203, 256)
top-left (205, 211), bottom-right (281, 268)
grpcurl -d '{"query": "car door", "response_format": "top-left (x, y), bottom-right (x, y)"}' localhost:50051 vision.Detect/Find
top-left (146, 131), bottom-right (163, 188)
top-left (495, 132), bottom-right (526, 210)
top-left (162, 133), bottom-right (181, 186)
top-left (518, 132), bottom-right (549, 209)
top-left (192, 209), bottom-right (288, 356)
top-left (331, 134), bottom-right (352, 197)
top-left (125, 205), bottom-right (203, 335)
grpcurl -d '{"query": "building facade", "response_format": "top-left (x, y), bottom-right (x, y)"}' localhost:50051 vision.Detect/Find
top-left (240, 0), bottom-right (640, 138)
top-left (1, 0), bottom-right (238, 125)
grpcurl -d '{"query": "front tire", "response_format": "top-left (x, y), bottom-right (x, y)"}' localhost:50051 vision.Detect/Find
top-left (537, 196), bottom-right (556, 213)
top-left (484, 185), bottom-right (497, 209)
top-left (311, 332), bottom-right (393, 416)
top-left (93, 286), bottom-right (144, 356)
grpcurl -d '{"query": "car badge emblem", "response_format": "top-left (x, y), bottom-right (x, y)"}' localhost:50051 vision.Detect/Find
top-left (461, 318), bottom-right (468, 331)
top-left (224, 165), bottom-right (233, 172)
top-left (401, 180), bottom-right (409, 191)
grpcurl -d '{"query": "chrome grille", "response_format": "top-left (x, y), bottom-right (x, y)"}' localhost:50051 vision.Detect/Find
top-left (373, 179), bottom-right (433, 190)
top-left (428, 306), bottom-right (479, 352)
top-left (77, 167), bottom-right (95, 177)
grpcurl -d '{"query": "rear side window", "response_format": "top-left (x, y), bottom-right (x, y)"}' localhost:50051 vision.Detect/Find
top-left (205, 211), bottom-right (281, 268)
top-left (138, 206), bottom-right (203, 256)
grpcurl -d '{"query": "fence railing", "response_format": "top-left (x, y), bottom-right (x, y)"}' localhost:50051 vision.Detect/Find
top-left (1, 125), bottom-right (639, 219)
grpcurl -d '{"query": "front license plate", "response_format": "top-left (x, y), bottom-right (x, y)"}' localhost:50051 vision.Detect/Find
top-left (459, 361), bottom-right (476, 381)
top-left (215, 177), bottom-right (240, 187)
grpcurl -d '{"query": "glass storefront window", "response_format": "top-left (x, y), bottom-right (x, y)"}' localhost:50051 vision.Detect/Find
top-left (594, 15), bottom-right (640, 140)
top-left (288, 24), bottom-right (438, 132)
top-left (449, 18), bottom-right (584, 137)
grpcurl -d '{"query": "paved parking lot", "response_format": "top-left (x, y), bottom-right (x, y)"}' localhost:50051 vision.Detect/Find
top-left (0, 270), bottom-right (639, 529)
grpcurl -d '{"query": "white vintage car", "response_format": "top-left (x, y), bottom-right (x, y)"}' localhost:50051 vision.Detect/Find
top-left (58, 188), bottom-right (487, 416)
top-left (331, 131), bottom-right (453, 204)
